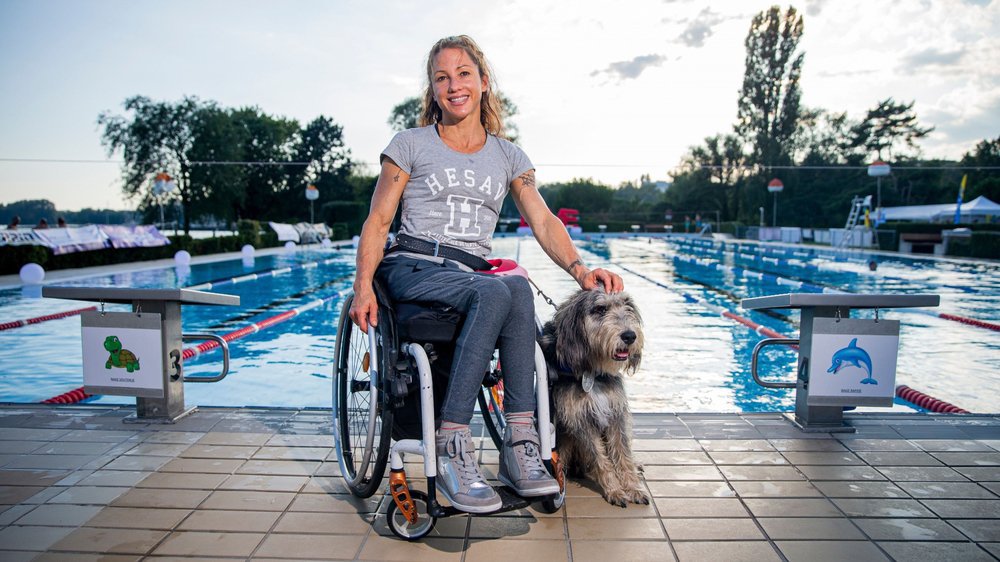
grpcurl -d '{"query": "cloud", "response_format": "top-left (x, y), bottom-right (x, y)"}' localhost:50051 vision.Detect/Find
top-left (677, 8), bottom-right (725, 48)
top-left (804, 0), bottom-right (830, 16)
top-left (902, 47), bottom-right (967, 69)
top-left (591, 54), bottom-right (668, 81)
top-left (817, 68), bottom-right (879, 78)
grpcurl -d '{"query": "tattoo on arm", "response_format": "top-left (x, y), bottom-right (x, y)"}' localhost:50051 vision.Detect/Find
top-left (393, 170), bottom-right (401, 183)
top-left (566, 259), bottom-right (585, 274)
top-left (517, 170), bottom-right (536, 190)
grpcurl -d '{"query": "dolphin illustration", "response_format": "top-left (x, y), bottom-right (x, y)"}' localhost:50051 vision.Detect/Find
top-left (827, 338), bottom-right (877, 385)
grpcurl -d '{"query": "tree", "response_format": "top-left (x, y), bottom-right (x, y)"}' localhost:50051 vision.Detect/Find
top-left (98, 96), bottom-right (207, 234)
top-left (187, 106), bottom-right (248, 225)
top-left (960, 136), bottom-right (1000, 202)
top-left (387, 94), bottom-right (521, 143)
top-left (735, 6), bottom-right (805, 170)
top-left (849, 98), bottom-right (934, 161)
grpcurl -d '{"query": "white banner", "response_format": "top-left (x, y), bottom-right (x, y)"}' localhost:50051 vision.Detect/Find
top-left (33, 225), bottom-right (109, 254)
top-left (808, 317), bottom-right (899, 407)
top-left (100, 225), bottom-right (171, 248)
top-left (81, 311), bottom-right (164, 397)
top-left (269, 221), bottom-right (300, 242)
top-left (0, 229), bottom-right (43, 246)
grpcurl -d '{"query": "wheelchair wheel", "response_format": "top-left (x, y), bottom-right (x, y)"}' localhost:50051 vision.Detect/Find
top-left (333, 291), bottom-right (394, 498)
top-left (387, 489), bottom-right (436, 541)
top-left (478, 379), bottom-right (506, 451)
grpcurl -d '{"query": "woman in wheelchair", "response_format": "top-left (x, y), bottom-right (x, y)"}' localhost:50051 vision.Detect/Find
top-left (349, 35), bottom-right (624, 514)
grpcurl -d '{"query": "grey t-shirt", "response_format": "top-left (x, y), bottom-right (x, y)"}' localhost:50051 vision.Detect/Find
top-left (381, 125), bottom-right (533, 258)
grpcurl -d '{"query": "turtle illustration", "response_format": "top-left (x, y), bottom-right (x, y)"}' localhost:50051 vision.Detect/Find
top-left (104, 335), bottom-right (140, 372)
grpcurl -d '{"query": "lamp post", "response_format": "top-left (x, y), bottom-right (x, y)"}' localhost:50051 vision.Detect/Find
top-left (767, 178), bottom-right (783, 227)
top-left (152, 172), bottom-right (176, 229)
top-left (868, 160), bottom-right (891, 211)
top-left (305, 184), bottom-right (319, 225)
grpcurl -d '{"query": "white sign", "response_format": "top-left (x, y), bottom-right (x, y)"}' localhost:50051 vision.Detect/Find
top-left (808, 317), bottom-right (899, 407)
top-left (81, 311), bottom-right (164, 398)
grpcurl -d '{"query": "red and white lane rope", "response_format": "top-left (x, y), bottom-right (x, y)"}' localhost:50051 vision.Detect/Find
top-left (0, 306), bottom-right (98, 332)
top-left (896, 384), bottom-right (970, 414)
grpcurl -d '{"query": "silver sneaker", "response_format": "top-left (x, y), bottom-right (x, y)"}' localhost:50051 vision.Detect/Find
top-left (435, 429), bottom-right (501, 514)
top-left (498, 424), bottom-right (560, 497)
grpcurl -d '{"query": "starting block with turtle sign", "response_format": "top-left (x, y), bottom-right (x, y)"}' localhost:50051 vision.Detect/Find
top-left (741, 293), bottom-right (939, 432)
top-left (43, 286), bottom-right (239, 423)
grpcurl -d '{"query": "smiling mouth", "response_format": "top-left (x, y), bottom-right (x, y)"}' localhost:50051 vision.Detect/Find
top-left (448, 95), bottom-right (470, 105)
top-left (613, 348), bottom-right (630, 361)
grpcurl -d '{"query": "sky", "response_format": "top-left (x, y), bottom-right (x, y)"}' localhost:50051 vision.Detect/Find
top-left (0, 0), bottom-right (997, 212)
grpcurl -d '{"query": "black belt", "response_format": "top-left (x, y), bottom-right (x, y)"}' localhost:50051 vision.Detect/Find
top-left (386, 233), bottom-right (492, 271)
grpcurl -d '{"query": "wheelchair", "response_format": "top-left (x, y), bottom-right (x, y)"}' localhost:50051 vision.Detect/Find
top-left (332, 276), bottom-right (566, 541)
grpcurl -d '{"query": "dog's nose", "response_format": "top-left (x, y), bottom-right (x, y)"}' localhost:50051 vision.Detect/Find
top-left (620, 330), bottom-right (636, 345)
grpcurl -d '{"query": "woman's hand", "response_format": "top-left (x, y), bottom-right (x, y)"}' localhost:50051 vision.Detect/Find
top-left (349, 285), bottom-right (379, 332)
top-left (575, 266), bottom-right (624, 293)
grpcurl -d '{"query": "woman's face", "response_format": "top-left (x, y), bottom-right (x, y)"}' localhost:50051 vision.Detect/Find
top-left (431, 47), bottom-right (487, 125)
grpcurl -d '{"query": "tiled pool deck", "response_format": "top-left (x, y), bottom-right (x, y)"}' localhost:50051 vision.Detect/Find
top-left (0, 405), bottom-right (997, 561)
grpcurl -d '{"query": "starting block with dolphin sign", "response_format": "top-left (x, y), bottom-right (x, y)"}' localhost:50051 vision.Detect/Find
top-left (742, 293), bottom-right (939, 432)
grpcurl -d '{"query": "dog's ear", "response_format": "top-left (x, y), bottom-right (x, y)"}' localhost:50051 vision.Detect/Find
top-left (553, 290), bottom-right (592, 372)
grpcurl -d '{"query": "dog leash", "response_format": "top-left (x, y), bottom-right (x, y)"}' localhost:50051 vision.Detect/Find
top-left (527, 276), bottom-right (558, 310)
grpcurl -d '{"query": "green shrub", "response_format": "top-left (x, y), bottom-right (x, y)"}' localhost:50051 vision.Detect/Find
top-left (236, 219), bottom-right (261, 247)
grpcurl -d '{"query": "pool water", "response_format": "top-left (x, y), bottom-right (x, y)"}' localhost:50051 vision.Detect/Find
top-left (0, 236), bottom-right (997, 413)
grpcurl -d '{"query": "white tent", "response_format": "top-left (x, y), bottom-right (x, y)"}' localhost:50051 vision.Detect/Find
top-left (879, 196), bottom-right (1000, 223)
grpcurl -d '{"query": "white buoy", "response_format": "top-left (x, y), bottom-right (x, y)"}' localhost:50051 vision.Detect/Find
top-left (321, 238), bottom-right (332, 249)
top-left (351, 235), bottom-right (360, 249)
top-left (174, 250), bottom-right (191, 265)
top-left (19, 262), bottom-right (45, 285)
top-left (241, 244), bottom-right (255, 258)
top-left (284, 241), bottom-right (297, 251)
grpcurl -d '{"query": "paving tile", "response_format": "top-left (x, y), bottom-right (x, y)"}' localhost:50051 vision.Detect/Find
top-left (158, 458), bottom-right (244, 474)
top-left (467, 515), bottom-right (563, 539)
top-left (781, 451), bottom-right (864, 465)
top-left (253, 446), bottom-right (330, 461)
top-left (672, 541), bottom-right (779, 562)
top-left (840, 438), bottom-right (920, 452)
top-left (948, 519), bottom-right (1000, 542)
top-left (567, 516), bottom-right (665, 539)
top-left (0, 525), bottom-right (76, 551)
top-left (179, 444), bottom-right (259, 459)
top-left (956, 467), bottom-right (1000, 481)
top-left (730, 480), bottom-right (821, 498)
top-left (776, 540), bottom-right (889, 562)
top-left (708, 451), bottom-right (787, 465)
top-left (932, 452), bottom-right (1000, 466)
top-left (121, 442), bottom-right (190, 457)
top-left (200, 490), bottom-right (295, 511)
top-left (140, 431), bottom-right (204, 444)
top-left (646, 481), bottom-right (735, 497)
top-left (274, 511), bottom-right (375, 535)
top-left (663, 517), bottom-right (763, 540)
top-left (769, 439), bottom-right (847, 452)
top-left (111, 488), bottom-right (211, 509)
top-left (0, 440), bottom-right (46, 454)
top-left (466, 538), bottom-right (569, 562)
top-left (811, 481), bottom-right (908, 498)
top-left (288, 492), bottom-right (380, 514)
top-left (719, 465), bottom-right (805, 481)
top-left (853, 517), bottom-right (966, 541)
top-left (196, 432), bottom-right (271, 446)
top-left (14, 503), bottom-right (102, 526)
top-left (50, 527), bottom-right (166, 554)
top-left (878, 541), bottom-right (995, 562)
top-left (135, 471), bottom-right (227, 490)
top-left (631, 439), bottom-right (701, 451)
top-left (373, 511), bottom-right (468, 538)
top-left (300, 476), bottom-right (351, 495)
top-left (75, 470), bottom-right (150, 487)
top-left (151, 530), bottom-right (264, 557)
top-left (634, 451), bottom-right (712, 465)
top-left (0, 551), bottom-right (41, 562)
top-left (358, 534), bottom-right (464, 561)
top-left (565, 496), bottom-right (658, 518)
top-left (898, 481), bottom-right (997, 499)
top-left (47, 485), bottom-right (129, 505)
top-left (921, 499), bottom-right (1000, 518)
top-left (0, 504), bottom-right (36, 525)
top-left (0, 429), bottom-right (70, 441)
top-left (3, 454), bottom-right (100, 470)
top-left (100, 455), bottom-right (170, 472)
top-left (24, 487), bottom-right (65, 504)
top-left (265, 434), bottom-right (334, 447)
top-left (84, 506), bottom-right (190, 529)
top-left (856, 451), bottom-right (944, 466)
top-left (832, 498), bottom-right (936, 518)
top-left (218, 473), bottom-right (307, 492)
top-left (758, 517), bottom-right (866, 540)
top-left (0, 485), bottom-right (44, 504)
top-left (237, 459), bottom-right (321, 476)
top-left (0, 469), bottom-right (69, 487)
top-left (641, 465), bottom-right (723, 480)
top-left (698, 439), bottom-right (775, 451)
top-left (58, 429), bottom-right (138, 443)
top-left (654, 498), bottom-right (748, 518)
top-left (744, 497), bottom-right (842, 517)
top-left (31, 441), bottom-right (117, 456)
top-left (178, 509), bottom-right (280, 532)
top-left (797, 465), bottom-right (886, 481)
top-left (876, 466), bottom-right (967, 481)
top-left (569, 540), bottom-right (674, 562)
top-left (913, 439), bottom-right (995, 452)
top-left (254, 532), bottom-right (364, 559)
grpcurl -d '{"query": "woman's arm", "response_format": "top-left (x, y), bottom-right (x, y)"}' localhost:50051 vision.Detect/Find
top-left (349, 159), bottom-right (410, 331)
top-left (509, 169), bottom-right (623, 293)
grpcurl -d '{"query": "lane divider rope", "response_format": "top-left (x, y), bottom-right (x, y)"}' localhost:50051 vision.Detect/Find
top-left (895, 384), bottom-right (969, 413)
top-left (0, 306), bottom-right (98, 332)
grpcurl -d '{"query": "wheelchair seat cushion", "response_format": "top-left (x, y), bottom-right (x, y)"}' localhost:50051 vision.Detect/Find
top-left (394, 301), bottom-right (463, 343)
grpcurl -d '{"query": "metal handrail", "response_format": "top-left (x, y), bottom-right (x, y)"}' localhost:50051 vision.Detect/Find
top-left (181, 333), bottom-right (230, 383)
top-left (750, 338), bottom-right (799, 389)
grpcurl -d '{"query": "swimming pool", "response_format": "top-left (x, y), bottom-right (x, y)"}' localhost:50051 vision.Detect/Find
top-left (1, 235), bottom-right (997, 413)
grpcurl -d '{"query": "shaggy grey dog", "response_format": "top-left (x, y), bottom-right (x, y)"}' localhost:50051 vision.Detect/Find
top-left (540, 287), bottom-right (648, 507)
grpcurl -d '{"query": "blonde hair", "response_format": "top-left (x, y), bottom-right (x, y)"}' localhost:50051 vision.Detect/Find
top-left (420, 35), bottom-right (506, 138)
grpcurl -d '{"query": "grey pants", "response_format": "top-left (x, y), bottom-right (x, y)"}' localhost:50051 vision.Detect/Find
top-left (375, 255), bottom-right (537, 424)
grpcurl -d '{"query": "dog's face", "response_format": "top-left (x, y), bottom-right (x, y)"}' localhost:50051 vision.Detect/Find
top-left (549, 287), bottom-right (643, 376)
